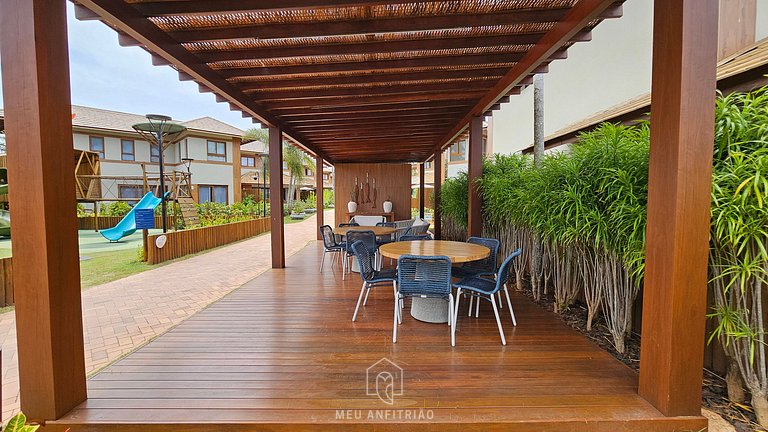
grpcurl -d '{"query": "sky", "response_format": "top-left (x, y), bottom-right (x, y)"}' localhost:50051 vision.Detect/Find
top-left (0, 2), bottom-right (258, 132)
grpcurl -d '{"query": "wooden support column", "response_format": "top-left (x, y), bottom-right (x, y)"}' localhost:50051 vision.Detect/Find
top-left (0, 0), bottom-right (87, 421)
top-left (433, 150), bottom-right (442, 240)
top-left (315, 155), bottom-right (324, 240)
top-left (232, 136), bottom-right (242, 202)
top-left (467, 116), bottom-right (483, 238)
top-left (638, 0), bottom-right (718, 417)
top-left (419, 163), bottom-right (426, 219)
top-left (268, 127), bottom-right (285, 268)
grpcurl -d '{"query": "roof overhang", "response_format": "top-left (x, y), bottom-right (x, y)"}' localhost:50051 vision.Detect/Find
top-left (73, 0), bottom-right (623, 163)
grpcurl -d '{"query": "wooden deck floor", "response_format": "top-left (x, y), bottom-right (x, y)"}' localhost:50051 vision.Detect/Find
top-left (51, 243), bottom-right (707, 431)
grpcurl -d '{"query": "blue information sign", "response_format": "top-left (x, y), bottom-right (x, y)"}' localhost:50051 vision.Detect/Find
top-left (134, 208), bottom-right (155, 230)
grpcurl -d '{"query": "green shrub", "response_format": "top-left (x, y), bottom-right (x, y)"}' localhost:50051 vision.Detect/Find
top-left (102, 201), bottom-right (132, 217)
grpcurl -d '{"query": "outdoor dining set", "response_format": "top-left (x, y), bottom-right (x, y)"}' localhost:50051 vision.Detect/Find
top-left (319, 220), bottom-right (522, 347)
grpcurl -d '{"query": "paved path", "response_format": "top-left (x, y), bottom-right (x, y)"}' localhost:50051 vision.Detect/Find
top-left (0, 211), bottom-right (332, 421)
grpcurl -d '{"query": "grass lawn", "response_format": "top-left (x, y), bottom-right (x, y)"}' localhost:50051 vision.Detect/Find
top-left (80, 248), bottom-right (151, 289)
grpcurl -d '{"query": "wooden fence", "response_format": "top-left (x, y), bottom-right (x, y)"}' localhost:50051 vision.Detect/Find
top-left (78, 215), bottom-right (177, 230)
top-left (145, 218), bottom-right (270, 264)
top-left (0, 258), bottom-right (11, 307)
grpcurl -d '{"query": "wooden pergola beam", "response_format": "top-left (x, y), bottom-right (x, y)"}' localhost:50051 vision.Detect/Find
top-left (170, 8), bottom-right (573, 42)
top-left (638, 0), bottom-right (718, 417)
top-left (268, 127), bottom-right (286, 268)
top-left (247, 80), bottom-right (495, 100)
top-left (263, 91), bottom-right (485, 109)
top-left (315, 155), bottom-right (324, 240)
top-left (467, 116), bottom-right (483, 238)
top-left (234, 68), bottom-right (510, 89)
top-left (433, 149), bottom-right (443, 239)
top-left (285, 108), bottom-right (466, 123)
top-left (217, 52), bottom-right (537, 78)
top-left (77, 0), bottom-right (327, 161)
top-left (196, 31), bottom-right (591, 62)
top-left (419, 163), bottom-right (426, 219)
top-left (437, 0), bottom-right (619, 150)
top-left (134, 0), bottom-right (443, 15)
top-left (0, 0), bottom-right (87, 421)
top-left (274, 101), bottom-right (473, 116)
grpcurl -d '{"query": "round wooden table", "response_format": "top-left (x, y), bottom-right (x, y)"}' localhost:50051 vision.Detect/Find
top-left (379, 240), bottom-right (490, 323)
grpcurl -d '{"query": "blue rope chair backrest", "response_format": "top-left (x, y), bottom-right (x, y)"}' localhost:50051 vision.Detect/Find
top-left (376, 222), bottom-right (397, 227)
top-left (345, 230), bottom-right (376, 254)
top-left (350, 240), bottom-right (377, 281)
top-left (397, 255), bottom-right (452, 298)
top-left (493, 248), bottom-right (523, 294)
top-left (319, 225), bottom-right (338, 249)
top-left (339, 223), bottom-right (359, 228)
top-left (463, 237), bottom-right (501, 274)
top-left (399, 235), bottom-right (432, 241)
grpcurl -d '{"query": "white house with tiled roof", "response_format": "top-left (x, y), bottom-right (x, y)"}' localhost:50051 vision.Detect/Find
top-left (1, 105), bottom-right (246, 204)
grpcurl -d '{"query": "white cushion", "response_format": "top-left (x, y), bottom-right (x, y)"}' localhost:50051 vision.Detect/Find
top-left (412, 218), bottom-right (429, 227)
top-left (352, 215), bottom-right (384, 226)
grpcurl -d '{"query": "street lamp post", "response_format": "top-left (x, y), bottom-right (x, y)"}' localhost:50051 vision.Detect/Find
top-left (132, 115), bottom-right (186, 234)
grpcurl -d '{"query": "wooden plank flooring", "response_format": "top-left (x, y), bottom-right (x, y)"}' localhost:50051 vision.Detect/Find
top-left (50, 243), bottom-right (707, 431)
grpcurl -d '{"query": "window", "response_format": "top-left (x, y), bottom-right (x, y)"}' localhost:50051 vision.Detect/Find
top-left (150, 143), bottom-right (160, 163)
top-left (118, 185), bottom-right (143, 201)
top-left (450, 140), bottom-right (467, 162)
top-left (207, 140), bottom-right (226, 162)
top-left (198, 185), bottom-right (228, 204)
top-left (241, 156), bottom-right (256, 167)
top-left (89, 136), bottom-right (105, 159)
top-left (305, 168), bottom-right (312, 176)
top-left (425, 161), bottom-right (433, 169)
top-left (121, 139), bottom-right (135, 161)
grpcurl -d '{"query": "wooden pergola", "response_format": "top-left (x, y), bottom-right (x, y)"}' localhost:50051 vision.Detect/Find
top-left (0, 0), bottom-right (717, 429)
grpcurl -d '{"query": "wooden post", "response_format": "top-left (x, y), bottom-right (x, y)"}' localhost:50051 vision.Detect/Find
top-left (232, 136), bottom-right (242, 202)
top-left (315, 155), bottom-right (324, 240)
top-left (0, 0), bottom-right (87, 421)
top-left (269, 127), bottom-right (285, 268)
top-left (638, 0), bottom-right (718, 417)
top-left (433, 150), bottom-right (442, 240)
top-left (419, 163), bottom-right (425, 220)
top-left (467, 116), bottom-right (483, 238)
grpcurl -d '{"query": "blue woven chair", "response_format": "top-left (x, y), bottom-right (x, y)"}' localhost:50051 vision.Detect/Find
top-left (453, 248), bottom-right (522, 345)
top-left (350, 241), bottom-right (397, 322)
top-left (394, 255), bottom-right (456, 346)
top-left (339, 222), bottom-right (359, 227)
top-left (319, 225), bottom-right (343, 273)
top-left (452, 237), bottom-right (501, 317)
top-left (375, 221), bottom-right (397, 245)
top-left (343, 230), bottom-right (376, 280)
top-left (399, 234), bottom-right (432, 241)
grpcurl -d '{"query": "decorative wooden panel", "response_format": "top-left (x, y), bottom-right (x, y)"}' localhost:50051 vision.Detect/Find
top-left (334, 163), bottom-right (411, 226)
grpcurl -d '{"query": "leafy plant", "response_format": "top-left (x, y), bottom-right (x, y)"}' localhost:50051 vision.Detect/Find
top-left (101, 201), bottom-right (132, 217)
top-left (3, 412), bottom-right (39, 432)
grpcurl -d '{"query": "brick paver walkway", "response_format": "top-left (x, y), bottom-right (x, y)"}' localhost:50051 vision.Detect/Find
top-left (0, 211), bottom-right (332, 421)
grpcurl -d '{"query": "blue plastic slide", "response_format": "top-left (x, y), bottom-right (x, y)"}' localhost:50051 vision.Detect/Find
top-left (100, 192), bottom-right (168, 242)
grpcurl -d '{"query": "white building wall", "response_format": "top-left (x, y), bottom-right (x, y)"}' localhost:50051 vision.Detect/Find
top-left (491, 0), bottom-right (654, 155)
top-left (183, 136), bottom-right (235, 204)
top-left (758, 0), bottom-right (768, 41)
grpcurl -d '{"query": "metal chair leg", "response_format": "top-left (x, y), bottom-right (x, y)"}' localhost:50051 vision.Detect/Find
top-left (490, 294), bottom-right (506, 345)
top-left (468, 295), bottom-right (474, 316)
top-left (352, 282), bottom-right (367, 321)
top-left (363, 286), bottom-right (371, 306)
top-left (392, 292), bottom-right (399, 343)
top-left (504, 284), bottom-right (517, 326)
top-left (449, 294), bottom-right (456, 347)
top-left (453, 288), bottom-right (462, 331)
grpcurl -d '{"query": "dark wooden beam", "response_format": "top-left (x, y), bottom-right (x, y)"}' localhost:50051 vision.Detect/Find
top-left (247, 81), bottom-right (494, 100)
top-left (295, 118), bottom-right (454, 130)
top-left (0, 0), bottom-right (87, 421)
top-left (218, 52), bottom-right (530, 78)
top-left (77, 0), bottom-right (327, 160)
top-left (315, 155), bottom-right (324, 240)
top-left (170, 8), bottom-right (573, 42)
top-left (419, 163), bottom-right (426, 219)
top-left (269, 127), bottom-right (285, 268)
top-left (262, 91), bottom-right (485, 109)
top-left (274, 101), bottom-right (473, 117)
top-left (197, 32), bottom-right (593, 62)
top-left (467, 116), bottom-right (483, 238)
top-left (437, 0), bottom-right (619, 150)
top-left (134, 0), bottom-right (442, 15)
top-left (638, 0), bottom-right (718, 417)
top-left (234, 68), bottom-right (509, 89)
top-left (433, 149), bottom-right (443, 239)
top-left (285, 108), bottom-right (466, 124)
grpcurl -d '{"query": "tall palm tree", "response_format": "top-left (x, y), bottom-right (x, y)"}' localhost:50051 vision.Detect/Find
top-left (283, 143), bottom-right (314, 210)
top-left (243, 128), bottom-right (315, 209)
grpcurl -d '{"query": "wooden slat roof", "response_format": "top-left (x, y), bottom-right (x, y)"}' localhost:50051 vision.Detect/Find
top-left (75, 0), bottom-right (623, 163)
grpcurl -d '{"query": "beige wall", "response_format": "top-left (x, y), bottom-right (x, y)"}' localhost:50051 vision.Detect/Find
top-left (334, 163), bottom-right (411, 225)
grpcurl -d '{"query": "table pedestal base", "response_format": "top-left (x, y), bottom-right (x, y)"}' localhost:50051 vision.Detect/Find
top-left (410, 297), bottom-right (450, 323)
